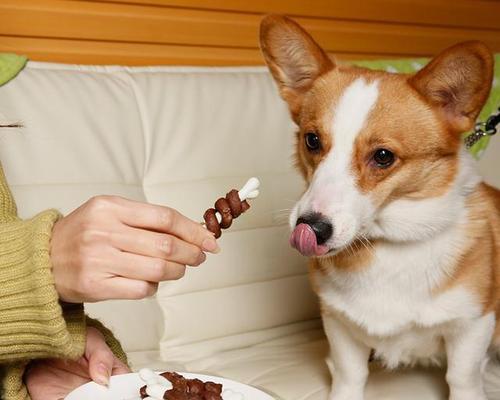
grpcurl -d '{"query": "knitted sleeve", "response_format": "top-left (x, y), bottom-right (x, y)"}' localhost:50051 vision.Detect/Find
top-left (1, 316), bottom-right (128, 400)
top-left (0, 180), bottom-right (87, 361)
top-left (0, 304), bottom-right (87, 400)
top-left (0, 164), bottom-right (128, 399)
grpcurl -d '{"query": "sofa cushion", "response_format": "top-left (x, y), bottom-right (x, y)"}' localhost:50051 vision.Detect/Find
top-left (127, 326), bottom-right (500, 400)
top-left (0, 62), bottom-right (317, 358)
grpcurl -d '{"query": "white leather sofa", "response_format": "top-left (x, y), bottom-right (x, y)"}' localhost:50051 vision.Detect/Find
top-left (0, 61), bottom-right (499, 400)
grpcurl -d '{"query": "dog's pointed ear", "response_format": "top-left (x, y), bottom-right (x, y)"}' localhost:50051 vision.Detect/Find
top-left (408, 41), bottom-right (493, 133)
top-left (260, 15), bottom-right (334, 123)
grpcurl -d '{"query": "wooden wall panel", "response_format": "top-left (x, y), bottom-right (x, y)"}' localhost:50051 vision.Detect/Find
top-left (0, 0), bottom-right (499, 66)
top-left (90, 0), bottom-right (500, 30)
top-left (0, 36), bottom-right (404, 67)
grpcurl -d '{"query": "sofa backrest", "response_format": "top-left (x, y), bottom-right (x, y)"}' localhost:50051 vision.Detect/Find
top-left (0, 62), bottom-right (318, 361)
top-left (1, 61), bottom-right (498, 363)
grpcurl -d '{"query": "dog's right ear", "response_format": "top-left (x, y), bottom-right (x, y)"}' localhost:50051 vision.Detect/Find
top-left (408, 41), bottom-right (493, 134)
top-left (260, 15), bottom-right (334, 123)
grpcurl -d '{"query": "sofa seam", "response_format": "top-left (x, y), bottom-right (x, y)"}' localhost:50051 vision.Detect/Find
top-left (160, 320), bottom-right (323, 354)
top-left (26, 62), bottom-right (269, 75)
top-left (157, 270), bottom-right (310, 299)
top-left (122, 72), bottom-right (152, 194)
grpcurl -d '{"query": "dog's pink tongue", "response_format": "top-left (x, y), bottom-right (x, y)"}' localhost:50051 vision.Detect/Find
top-left (290, 223), bottom-right (328, 257)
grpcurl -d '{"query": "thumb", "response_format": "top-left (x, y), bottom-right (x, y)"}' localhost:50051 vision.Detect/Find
top-left (112, 357), bottom-right (132, 376)
top-left (85, 327), bottom-right (115, 386)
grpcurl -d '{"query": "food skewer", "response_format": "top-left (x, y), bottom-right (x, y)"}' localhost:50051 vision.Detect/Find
top-left (202, 177), bottom-right (260, 238)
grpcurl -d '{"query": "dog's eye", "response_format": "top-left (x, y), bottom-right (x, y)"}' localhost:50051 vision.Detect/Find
top-left (305, 132), bottom-right (321, 152)
top-left (373, 149), bottom-right (395, 168)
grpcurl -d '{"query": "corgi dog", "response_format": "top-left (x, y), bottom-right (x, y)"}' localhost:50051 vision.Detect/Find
top-left (260, 15), bottom-right (500, 400)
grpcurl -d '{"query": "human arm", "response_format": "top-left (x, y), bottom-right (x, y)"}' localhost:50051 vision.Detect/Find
top-left (0, 165), bottom-right (127, 398)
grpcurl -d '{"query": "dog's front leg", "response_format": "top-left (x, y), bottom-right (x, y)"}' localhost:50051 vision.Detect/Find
top-left (323, 313), bottom-right (370, 400)
top-left (444, 313), bottom-right (495, 400)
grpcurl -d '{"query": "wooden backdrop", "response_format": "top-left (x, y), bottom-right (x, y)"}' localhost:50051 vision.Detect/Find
top-left (0, 0), bottom-right (500, 65)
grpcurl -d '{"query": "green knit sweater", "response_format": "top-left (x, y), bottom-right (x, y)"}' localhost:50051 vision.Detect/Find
top-left (0, 164), bottom-right (127, 399)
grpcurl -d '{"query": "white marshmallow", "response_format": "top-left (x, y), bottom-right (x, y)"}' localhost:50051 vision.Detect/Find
top-left (146, 383), bottom-right (171, 399)
top-left (139, 368), bottom-right (157, 384)
top-left (238, 177), bottom-right (260, 201)
top-left (138, 368), bottom-right (171, 387)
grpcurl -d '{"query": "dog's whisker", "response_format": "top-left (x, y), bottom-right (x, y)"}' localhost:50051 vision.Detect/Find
top-left (272, 208), bottom-right (293, 214)
top-left (361, 235), bottom-right (375, 252)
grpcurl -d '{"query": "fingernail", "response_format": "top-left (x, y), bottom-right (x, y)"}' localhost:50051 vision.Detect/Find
top-left (96, 363), bottom-right (110, 387)
top-left (202, 238), bottom-right (220, 254)
top-left (199, 252), bottom-right (207, 264)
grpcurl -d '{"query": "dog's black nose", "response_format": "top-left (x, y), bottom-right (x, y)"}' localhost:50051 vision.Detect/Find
top-left (296, 213), bottom-right (333, 245)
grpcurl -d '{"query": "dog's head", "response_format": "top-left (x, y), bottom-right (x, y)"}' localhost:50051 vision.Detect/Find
top-left (260, 15), bottom-right (493, 258)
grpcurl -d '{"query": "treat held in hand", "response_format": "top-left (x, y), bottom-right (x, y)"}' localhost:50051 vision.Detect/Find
top-left (203, 177), bottom-right (260, 238)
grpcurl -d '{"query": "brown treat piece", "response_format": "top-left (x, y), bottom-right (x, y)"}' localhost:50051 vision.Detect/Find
top-left (203, 208), bottom-right (221, 238)
top-left (162, 372), bottom-right (188, 393)
top-left (203, 189), bottom-right (251, 238)
top-left (161, 372), bottom-right (183, 381)
top-left (241, 200), bottom-right (250, 213)
top-left (174, 378), bottom-right (188, 392)
top-left (226, 189), bottom-right (243, 218)
top-left (165, 389), bottom-right (188, 400)
top-left (142, 372), bottom-right (223, 400)
top-left (214, 198), bottom-right (233, 229)
top-left (204, 382), bottom-right (223, 394)
top-left (187, 379), bottom-right (205, 394)
top-left (203, 392), bottom-right (222, 400)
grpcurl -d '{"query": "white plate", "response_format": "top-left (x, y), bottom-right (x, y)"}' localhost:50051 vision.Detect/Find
top-left (65, 372), bottom-right (275, 400)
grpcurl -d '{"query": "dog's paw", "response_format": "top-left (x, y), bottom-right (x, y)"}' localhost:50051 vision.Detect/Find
top-left (328, 385), bottom-right (364, 400)
top-left (329, 396), bottom-right (363, 400)
top-left (329, 394), bottom-right (364, 400)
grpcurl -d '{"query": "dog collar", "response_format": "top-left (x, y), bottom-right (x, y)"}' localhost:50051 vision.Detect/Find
top-left (465, 106), bottom-right (500, 149)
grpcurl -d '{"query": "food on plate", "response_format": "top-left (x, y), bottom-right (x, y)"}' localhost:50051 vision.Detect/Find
top-left (137, 369), bottom-right (223, 400)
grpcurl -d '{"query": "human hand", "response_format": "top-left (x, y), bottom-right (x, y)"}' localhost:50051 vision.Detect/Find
top-left (50, 196), bottom-right (219, 302)
top-left (26, 327), bottom-right (130, 400)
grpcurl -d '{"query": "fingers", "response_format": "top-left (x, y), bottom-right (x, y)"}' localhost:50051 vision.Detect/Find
top-left (112, 357), bottom-right (131, 376)
top-left (112, 227), bottom-right (207, 267)
top-left (86, 328), bottom-right (115, 386)
top-left (86, 327), bottom-right (132, 387)
top-left (70, 250), bottom-right (161, 301)
top-left (111, 251), bottom-right (187, 282)
top-left (50, 195), bottom-right (215, 303)
top-left (25, 359), bottom-right (90, 400)
top-left (116, 199), bottom-right (220, 253)
top-left (96, 277), bottom-right (159, 301)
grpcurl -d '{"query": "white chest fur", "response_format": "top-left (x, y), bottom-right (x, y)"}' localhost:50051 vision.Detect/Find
top-left (313, 222), bottom-right (483, 368)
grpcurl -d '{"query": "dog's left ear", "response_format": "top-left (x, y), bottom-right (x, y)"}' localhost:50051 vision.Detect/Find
top-left (260, 15), bottom-right (334, 123)
top-left (409, 41), bottom-right (493, 133)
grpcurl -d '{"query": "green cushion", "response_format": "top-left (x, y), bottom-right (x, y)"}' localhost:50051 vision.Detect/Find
top-left (0, 53), bottom-right (27, 87)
